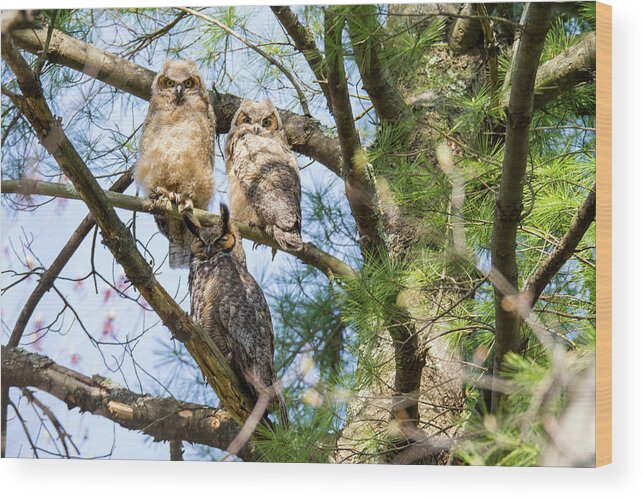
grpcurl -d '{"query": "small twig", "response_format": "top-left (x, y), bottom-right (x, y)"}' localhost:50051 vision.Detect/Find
top-left (8, 399), bottom-right (39, 458)
top-left (179, 7), bottom-right (311, 116)
top-left (220, 374), bottom-right (279, 462)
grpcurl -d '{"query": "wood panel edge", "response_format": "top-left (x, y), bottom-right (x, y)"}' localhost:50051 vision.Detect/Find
top-left (595, 1), bottom-right (612, 468)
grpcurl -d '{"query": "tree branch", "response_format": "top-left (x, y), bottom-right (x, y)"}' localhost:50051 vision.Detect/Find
top-left (533, 32), bottom-right (596, 110)
top-left (1, 346), bottom-right (252, 461)
top-left (346, 4), bottom-right (412, 124)
top-left (523, 185), bottom-right (596, 307)
top-left (1, 179), bottom-right (357, 281)
top-left (271, 6), bottom-right (331, 106)
top-left (178, 7), bottom-right (311, 116)
top-left (9, 26), bottom-right (342, 176)
top-left (448, 4), bottom-right (483, 56)
top-left (490, 3), bottom-right (553, 406)
top-left (7, 170), bottom-right (134, 349)
top-left (1, 169), bottom-right (133, 458)
top-left (2, 35), bottom-right (256, 424)
top-left (324, 9), bottom-right (384, 254)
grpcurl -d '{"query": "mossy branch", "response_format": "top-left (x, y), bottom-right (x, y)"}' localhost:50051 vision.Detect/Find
top-left (1, 179), bottom-right (357, 280)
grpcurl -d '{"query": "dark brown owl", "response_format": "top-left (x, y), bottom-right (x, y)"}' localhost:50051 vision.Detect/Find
top-left (183, 205), bottom-right (287, 426)
top-left (224, 99), bottom-right (303, 253)
top-left (136, 59), bottom-right (215, 268)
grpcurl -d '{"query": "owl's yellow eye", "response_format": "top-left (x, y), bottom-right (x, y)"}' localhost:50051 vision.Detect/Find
top-left (261, 117), bottom-right (272, 128)
top-left (165, 79), bottom-right (175, 88)
top-left (184, 79), bottom-right (194, 89)
top-left (243, 116), bottom-right (252, 124)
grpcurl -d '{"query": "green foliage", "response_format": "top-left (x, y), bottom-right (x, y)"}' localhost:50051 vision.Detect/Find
top-left (255, 403), bottom-right (338, 463)
top-left (456, 331), bottom-right (595, 466)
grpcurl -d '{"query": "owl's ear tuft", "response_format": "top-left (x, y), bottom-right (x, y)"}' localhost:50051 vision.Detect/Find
top-left (161, 59), bottom-right (173, 72)
top-left (183, 211), bottom-right (201, 237)
top-left (217, 204), bottom-right (236, 251)
top-left (219, 203), bottom-right (231, 232)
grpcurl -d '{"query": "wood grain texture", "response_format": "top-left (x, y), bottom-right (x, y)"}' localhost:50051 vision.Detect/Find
top-left (596, 1), bottom-right (612, 467)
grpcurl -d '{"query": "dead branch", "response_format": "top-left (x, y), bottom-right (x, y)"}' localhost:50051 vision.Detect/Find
top-left (1, 346), bottom-right (253, 461)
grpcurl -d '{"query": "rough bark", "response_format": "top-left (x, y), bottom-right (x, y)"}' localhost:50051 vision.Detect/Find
top-left (9, 26), bottom-right (342, 176)
top-left (448, 4), bottom-right (483, 56)
top-left (533, 32), bottom-right (596, 110)
top-left (490, 3), bottom-right (553, 408)
top-left (1, 346), bottom-right (252, 461)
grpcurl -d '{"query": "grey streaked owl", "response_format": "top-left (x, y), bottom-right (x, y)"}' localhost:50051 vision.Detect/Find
top-left (224, 99), bottom-right (303, 253)
top-left (183, 205), bottom-right (288, 427)
top-left (135, 59), bottom-right (216, 268)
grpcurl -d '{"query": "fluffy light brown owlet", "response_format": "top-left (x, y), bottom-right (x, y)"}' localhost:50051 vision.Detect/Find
top-left (135, 59), bottom-right (215, 268)
top-left (224, 99), bottom-right (303, 253)
top-left (183, 205), bottom-right (288, 427)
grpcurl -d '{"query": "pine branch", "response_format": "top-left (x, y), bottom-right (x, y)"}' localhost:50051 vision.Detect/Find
top-left (271, 6), bottom-right (331, 106)
top-left (448, 4), bottom-right (483, 56)
top-left (1, 179), bottom-right (357, 280)
top-left (178, 7), bottom-right (311, 116)
top-left (490, 3), bottom-right (553, 408)
top-left (8, 26), bottom-right (342, 176)
top-left (1, 346), bottom-right (253, 461)
top-left (523, 185), bottom-right (596, 307)
top-left (346, 4), bottom-right (412, 124)
top-left (324, 9), bottom-right (384, 254)
top-left (2, 35), bottom-right (256, 424)
top-left (533, 32), bottom-right (596, 110)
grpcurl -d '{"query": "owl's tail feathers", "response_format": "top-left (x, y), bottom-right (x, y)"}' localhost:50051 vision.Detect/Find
top-left (273, 227), bottom-right (303, 253)
top-left (168, 241), bottom-right (191, 268)
top-left (159, 214), bottom-right (191, 268)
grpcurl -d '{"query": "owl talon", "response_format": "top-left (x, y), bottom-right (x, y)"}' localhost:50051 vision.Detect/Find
top-left (150, 196), bottom-right (172, 213)
top-left (179, 198), bottom-right (194, 214)
top-left (150, 186), bottom-right (171, 200)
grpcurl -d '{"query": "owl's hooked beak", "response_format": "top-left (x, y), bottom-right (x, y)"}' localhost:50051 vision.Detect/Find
top-left (174, 84), bottom-right (185, 104)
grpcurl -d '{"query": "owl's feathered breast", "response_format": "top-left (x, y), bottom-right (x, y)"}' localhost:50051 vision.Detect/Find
top-left (189, 253), bottom-right (276, 391)
top-left (136, 95), bottom-right (215, 208)
top-left (226, 129), bottom-right (301, 231)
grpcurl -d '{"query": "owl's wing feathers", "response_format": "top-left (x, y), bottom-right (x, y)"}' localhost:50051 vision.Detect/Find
top-left (245, 161), bottom-right (303, 251)
top-left (209, 257), bottom-right (277, 393)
